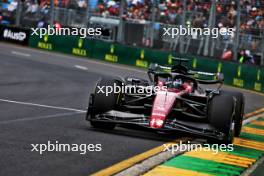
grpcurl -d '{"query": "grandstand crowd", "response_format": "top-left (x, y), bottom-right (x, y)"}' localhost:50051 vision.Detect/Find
top-left (0, 0), bottom-right (263, 64)
top-left (96, 0), bottom-right (264, 31)
top-left (1, 0), bottom-right (263, 30)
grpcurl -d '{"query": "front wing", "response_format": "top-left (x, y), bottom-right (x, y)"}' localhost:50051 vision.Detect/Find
top-left (86, 110), bottom-right (226, 140)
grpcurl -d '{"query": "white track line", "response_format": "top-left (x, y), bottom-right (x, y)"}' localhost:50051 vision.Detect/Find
top-left (0, 98), bottom-right (86, 113)
top-left (0, 112), bottom-right (84, 125)
top-left (5, 44), bottom-right (145, 73)
top-left (11, 51), bottom-right (31, 57)
top-left (0, 97), bottom-right (262, 123)
top-left (75, 65), bottom-right (88, 70)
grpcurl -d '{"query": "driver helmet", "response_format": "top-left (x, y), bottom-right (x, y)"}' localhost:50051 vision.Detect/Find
top-left (172, 79), bottom-right (183, 88)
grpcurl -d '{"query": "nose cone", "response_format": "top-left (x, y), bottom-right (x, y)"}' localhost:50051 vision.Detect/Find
top-left (150, 91), bottom-right (178, 129)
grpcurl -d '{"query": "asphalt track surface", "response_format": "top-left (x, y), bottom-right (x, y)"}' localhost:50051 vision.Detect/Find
top-left (0, 43), bottom-right (263, 176)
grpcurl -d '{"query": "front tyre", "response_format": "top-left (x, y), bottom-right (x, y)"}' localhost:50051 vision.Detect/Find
top-left (221, 91), bottom-right (245, 137)
top-left (208, 94), bottom-right (235, 144)
top-left (88, 78), bottom-right (122, 130)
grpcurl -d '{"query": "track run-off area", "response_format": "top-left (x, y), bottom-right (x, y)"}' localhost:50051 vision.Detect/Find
top-left (0, 43), bottom-right (263, 176)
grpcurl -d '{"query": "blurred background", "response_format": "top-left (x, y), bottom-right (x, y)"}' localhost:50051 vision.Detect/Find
top-left (0, 0), bottom-right (263, 65)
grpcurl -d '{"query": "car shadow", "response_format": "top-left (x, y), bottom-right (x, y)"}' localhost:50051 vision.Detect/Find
top-left (85, 124), bottom-right (191, 142)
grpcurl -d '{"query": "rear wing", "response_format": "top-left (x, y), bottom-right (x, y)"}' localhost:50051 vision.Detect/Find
top-left (148, 63), bottom-right (224, 84)
top-left (188, 71), bottom-right (224, 84)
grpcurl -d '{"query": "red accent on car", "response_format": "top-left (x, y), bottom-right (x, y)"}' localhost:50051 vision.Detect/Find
top-left (150, 82), bottom-right (193, 129)
top-left (150, 91), bottom-right (178, 128)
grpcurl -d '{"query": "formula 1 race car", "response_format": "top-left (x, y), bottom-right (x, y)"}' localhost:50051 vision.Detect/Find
top-left (86, 57), bottom-right (245, 144)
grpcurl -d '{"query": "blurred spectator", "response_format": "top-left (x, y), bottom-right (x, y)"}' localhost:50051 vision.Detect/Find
top-left (77, 0), bottom-right (87, 9)
top-left (54, 21), bottom-right (61, 28)
top-left (0, 11), bottom-right (2, 22)
top-left (7, 0), bottom-right (17, 12)
top-left (25, 0), bottom-right (38, 14)
top-left (238, 49), bottom-right (255, 64)
top-left (93, 0), bottom-right (264, 32)
top-left (221, 48), bottom-right (233, 60)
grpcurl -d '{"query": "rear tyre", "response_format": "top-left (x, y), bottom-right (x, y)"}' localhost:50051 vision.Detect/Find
top-left (89, 78), bottom-right (122, 130)
top-left (221, 91), bottom-right (245, 137)
top-left (208, 94), bottom-right (235, 144)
